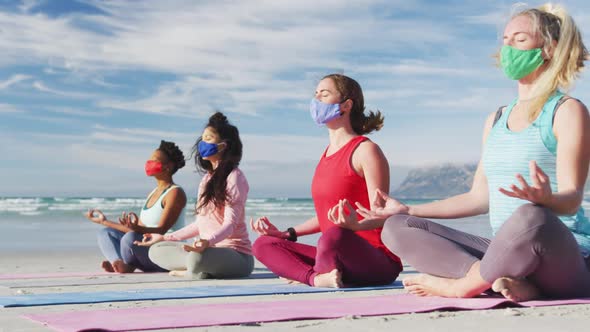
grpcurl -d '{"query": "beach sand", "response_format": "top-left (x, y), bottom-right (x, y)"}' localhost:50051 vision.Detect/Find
top-left (1, 250), bottom-right (589, 332)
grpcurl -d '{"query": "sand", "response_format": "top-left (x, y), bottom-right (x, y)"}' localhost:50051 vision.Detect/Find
top-left (1, 250), bottom-right (589, 332)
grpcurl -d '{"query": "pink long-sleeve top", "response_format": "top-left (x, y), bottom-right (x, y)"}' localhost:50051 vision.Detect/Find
top-left (163, 168), bottom-right (252, 255)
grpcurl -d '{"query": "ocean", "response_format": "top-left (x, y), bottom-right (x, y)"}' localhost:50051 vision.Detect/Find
top-left (2, 196), bottom-right (588, 253)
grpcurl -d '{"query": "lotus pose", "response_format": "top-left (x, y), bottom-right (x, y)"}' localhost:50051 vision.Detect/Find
top-left (85, 140), bottom-right (187, 273)
top-left (137, 112), bottom-right (254, 279)
top-left (329, 3), bottom-right (590, 301)
top-left (251, 74), bottom-right (402, 288)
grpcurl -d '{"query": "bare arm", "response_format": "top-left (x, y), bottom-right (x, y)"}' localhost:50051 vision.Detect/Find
top-left (352, 140), bottom-right (390, 210)
top-left (292, 216), bottom-right (321, 237)
top-left (251, 215), bottom-right (320, 239)
top-left (408, 162), bottom-right (489, 218)
top-left (134, 188), bottom-right (187, 234)
top-left (406, 112), bottom-right (496, 219)
top-left (85, 209), bottom-right (131, 232)
top-left (101, 219), bottom-right (132, 232)
top-left (548, 99), bottom-right (590, 215)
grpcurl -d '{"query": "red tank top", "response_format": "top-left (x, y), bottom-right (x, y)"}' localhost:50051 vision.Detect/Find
top-left (311, 136), bottom-right (401, 265)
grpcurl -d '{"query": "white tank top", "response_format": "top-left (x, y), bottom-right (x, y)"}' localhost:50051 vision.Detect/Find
top-left (139, 185), bottom-right (185, 233)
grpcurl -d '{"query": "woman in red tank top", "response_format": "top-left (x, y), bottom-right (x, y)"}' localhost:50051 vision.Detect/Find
top-left (251, 74), bottom-right (402, 288)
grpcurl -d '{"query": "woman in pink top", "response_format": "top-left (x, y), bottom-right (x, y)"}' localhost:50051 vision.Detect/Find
top-left (137, 112), bottom-right (253, 279)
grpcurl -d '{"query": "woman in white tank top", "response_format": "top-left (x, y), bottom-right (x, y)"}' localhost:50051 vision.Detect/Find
top-left (84, 140), bottom-right (187, 273)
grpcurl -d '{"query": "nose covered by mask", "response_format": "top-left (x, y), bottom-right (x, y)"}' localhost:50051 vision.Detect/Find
top-left (310, 99), bottom-right (343, 125)
top-left (198, 140), bottom-right (220, 158)
top-left (500, 45), bottom-right (545, 80)
top-left (145, 160), bottom-right (163, 176)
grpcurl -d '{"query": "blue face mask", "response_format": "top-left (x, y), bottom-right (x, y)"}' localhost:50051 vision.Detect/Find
top-left (198, 141), bottom-right (219, 158)
top-left (310, 99), bottom-right (342, 125)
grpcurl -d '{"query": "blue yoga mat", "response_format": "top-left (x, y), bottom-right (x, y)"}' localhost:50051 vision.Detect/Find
top-left (0, 282), bottom-right (402, 307)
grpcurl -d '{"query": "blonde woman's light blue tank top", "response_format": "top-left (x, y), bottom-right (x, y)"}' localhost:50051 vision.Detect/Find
top-left (139, 185), bottom-right (185, 233)
top-left (482, 92), bottom-right (590, 256)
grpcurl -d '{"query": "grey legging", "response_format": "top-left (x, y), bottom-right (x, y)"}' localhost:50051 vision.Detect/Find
top-left (382, 203), bottom-right (590, 298)
top-left (148, 241), bottom-right (254, 279)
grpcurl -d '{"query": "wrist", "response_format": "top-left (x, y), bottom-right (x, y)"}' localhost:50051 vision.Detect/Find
top-left (541, 192), bottom-right (555, 207)
top-left (286, 227), bottom-right (297, 242)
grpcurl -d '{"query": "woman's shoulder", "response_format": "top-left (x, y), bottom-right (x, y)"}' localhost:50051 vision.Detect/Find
top-left (558, 95), bottom-right (587, 111)
top-left (553, 96), bottom-right (589, 133)
top-left (163, 184), bottom-right (187, 205)
top-left (228, 167), bottom-right (248, 184)
top-left (355, 137), bottom-right (385, 158)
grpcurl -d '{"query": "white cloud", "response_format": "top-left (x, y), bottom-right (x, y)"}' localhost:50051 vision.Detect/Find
top-left (0, 74), bottom-right (31, 90)
top-left (99, 74), bottom-right (311, 117)
top-left (47, 107), bottom-right (111, 117)
top-left (4, 1), bottom-right (590, 197)
top-left (32, 80), bottom-right (98, 99)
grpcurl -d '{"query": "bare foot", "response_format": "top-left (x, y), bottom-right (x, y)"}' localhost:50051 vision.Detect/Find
top-left (101, 261), bottom-right (115, 273)
top-left (169, 270), bottom-right (186, 277)
top-left (313, 269), bottom-right (342, 288)
top-left (404, 262), bottom-right (491, 298)
top-left (112, 260), bottom-right (136, 273)
top-left (403, 274), bottom-right (458, 297)
top-left (492, 277), bottom-right (541, 302)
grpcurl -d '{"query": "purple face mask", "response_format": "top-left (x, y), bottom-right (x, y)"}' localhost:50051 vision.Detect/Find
top-left (309, 99), bottom-right (342, 125)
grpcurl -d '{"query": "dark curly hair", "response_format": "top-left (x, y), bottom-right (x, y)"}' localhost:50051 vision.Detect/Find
top-left (193, 112), bottom-right (242, 212)
top-left (158, 140), bottom-right (186, 175)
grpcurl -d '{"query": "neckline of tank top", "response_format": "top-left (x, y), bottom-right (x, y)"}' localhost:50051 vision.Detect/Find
top-left (503, 93), bottom-right (564, 134)
top-left (323, 136), bottom-right (366, 160)
top-left (143, 184), bottom-right (175, 210)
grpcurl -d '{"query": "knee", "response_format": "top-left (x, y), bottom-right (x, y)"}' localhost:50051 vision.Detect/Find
top-left (147, 242), bottom-right (165, 262)
top-left (186, 251), bottom-right (204, 271)
top-left (120, 231), bottom-right (140, 250)
top-left (381, 214), bottom-right (411, 252)
top-left (504, 204), bottom-right (556, 233)
top-left (252, 235), bottom-right (281, 259)
top-left (97, 227), bottom-right (117, 241)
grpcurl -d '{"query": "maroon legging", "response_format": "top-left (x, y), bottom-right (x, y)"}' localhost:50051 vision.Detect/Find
top-left (382, 204), bottom-right (590, 298)
top-left (253, 227), bottom-right (401, 287)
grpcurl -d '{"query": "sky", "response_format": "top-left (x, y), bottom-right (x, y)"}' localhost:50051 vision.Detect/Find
top-left (1, 0), bottom-right (590, 198)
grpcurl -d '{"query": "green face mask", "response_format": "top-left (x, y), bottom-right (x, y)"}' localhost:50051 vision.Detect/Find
top-left (500, 45), bottom-right (544, 80)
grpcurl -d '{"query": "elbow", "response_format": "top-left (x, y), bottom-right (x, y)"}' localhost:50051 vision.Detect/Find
top-left (468, 190), bottom-right (489, 215)
top-left (562, 204), bottom-right (581, 216)
top-left (554, 190), bottom-right (584, 216)
top-left (479, 205), bottom-right (489, 215)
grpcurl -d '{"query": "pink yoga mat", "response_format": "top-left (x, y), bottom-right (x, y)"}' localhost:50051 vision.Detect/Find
top-left (23, 294), bottom-right (590, 332)
top-left (0, 272), bottom-right (113, 280)
top-left (0, 271), bottom-right (165, 280)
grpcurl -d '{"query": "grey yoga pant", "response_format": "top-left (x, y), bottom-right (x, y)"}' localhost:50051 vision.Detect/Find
top-left (381, 204), bottom-right (590, 298)
top-left (148, 241), bottom-right (254, 279)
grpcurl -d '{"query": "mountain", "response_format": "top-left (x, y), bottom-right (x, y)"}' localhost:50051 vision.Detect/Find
top-left (393, 163), bottom-right (477, 199)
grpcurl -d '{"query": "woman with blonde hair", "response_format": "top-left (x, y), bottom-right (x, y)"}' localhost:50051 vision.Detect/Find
top-left (330, 4), bottom-right (590, 300)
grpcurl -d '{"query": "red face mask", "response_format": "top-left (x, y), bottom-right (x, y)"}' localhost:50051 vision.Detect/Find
top-left (145, 160), bottom-right (163, 176)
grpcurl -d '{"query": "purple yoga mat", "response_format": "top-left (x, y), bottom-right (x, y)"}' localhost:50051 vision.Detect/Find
top-left (23, 294), bottom-right (590, 332)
